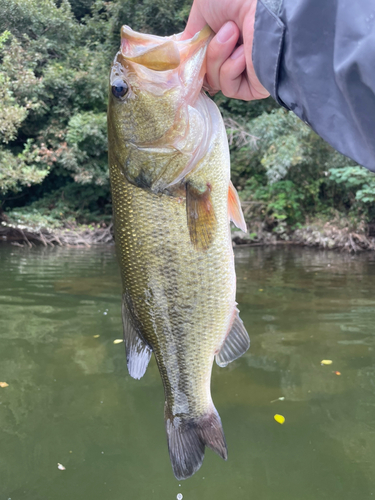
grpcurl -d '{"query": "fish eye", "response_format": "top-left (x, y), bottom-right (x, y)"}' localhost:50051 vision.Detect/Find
top-left (112, 79), bottom-right (129, 98)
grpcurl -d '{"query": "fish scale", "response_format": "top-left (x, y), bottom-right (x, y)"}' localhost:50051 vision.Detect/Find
top-left (110, 127), bottom-right (235, 414)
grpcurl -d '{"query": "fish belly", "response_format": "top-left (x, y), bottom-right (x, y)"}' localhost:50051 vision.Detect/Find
top-left (110, 167), bottom-right (235, 417)
top-left (109, 106), bottom-right (238, 479)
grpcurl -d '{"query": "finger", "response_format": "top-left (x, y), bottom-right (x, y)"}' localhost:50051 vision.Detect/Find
top-left (205, 21), bottom-right (240, 92)
top-left (219, 45), bottom-right (251, 99)
top-left (220, 44), bottom-right (270, 100)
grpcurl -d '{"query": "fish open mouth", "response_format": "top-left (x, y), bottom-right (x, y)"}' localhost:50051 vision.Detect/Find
top-left (120, 25), bottom-right (214, 73)
top-left (110, 25), bottom-right (214, 104)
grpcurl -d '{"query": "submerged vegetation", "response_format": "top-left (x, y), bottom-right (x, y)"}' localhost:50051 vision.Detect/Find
top-left (1, 0), bottom-right (375, 248)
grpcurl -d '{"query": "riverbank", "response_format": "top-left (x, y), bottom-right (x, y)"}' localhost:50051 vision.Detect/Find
top-left (2, 216), bottom-right (375, 252)
top-left (234, 216), bottom-right (375, 252)
top-left (0, 222), bottom-right (113, 248)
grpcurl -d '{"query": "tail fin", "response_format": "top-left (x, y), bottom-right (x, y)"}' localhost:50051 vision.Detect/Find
top-left (165, 405), bottom-right (227, 480)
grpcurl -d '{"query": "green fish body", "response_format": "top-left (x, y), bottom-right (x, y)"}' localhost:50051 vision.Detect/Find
top-left (107, 25), bottom-right (249, 480)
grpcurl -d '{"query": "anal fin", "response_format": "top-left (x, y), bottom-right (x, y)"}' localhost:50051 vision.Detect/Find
top-left (186, 182), bottom-right (216, 251)
top-left (215, 308), bottom-right (250, 367)
top-left (122, 294), bottom-right (152, 380)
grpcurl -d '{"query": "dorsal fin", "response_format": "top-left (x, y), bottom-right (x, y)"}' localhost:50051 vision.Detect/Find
top-left (228, 181), bottom-right (247, 232)
top-left (215, 308), bottom-right (250, 367)
top-left (186, 182), bottom-right (217, 251)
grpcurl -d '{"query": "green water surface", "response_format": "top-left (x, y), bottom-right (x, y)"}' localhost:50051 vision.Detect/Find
top-left (1, 244), bottom-right (375, 500)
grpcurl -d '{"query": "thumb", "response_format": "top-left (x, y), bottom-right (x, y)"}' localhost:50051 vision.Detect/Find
top-left (180, 1), bottom-right (208, 40)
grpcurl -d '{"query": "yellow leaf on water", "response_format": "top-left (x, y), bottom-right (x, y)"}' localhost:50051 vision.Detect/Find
top-left (274, 414), bottom-right (285, 424)
top-left (259, 289), bottom-right (264, 292)
top-left (113, 339), bottom-right (123, 344)
top-left (93, 335), bottom-right (100, 338)
top-left (321, 359), bottom-right (333, 365)
top-left (0, 382), bottom-right (9, 388)
top-left (334, 371), bottom-right (341, 376)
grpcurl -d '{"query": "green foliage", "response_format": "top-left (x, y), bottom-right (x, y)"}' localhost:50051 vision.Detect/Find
top-left (64, 112), bottom-right (108, 185)
top-left (0, 0), bottom-right (373, 233)
top-left (329, 166), bottom-right (375, 199)
top-left (0, 30), bottom-right (49, 196)
top-left (106, 0), bottom-right (191, 45)
top-left (0, 0), bottom-right (193, 223)
top-left (227, 108), bottom-right (374, 229)
top-left (244, 178), bottom-right (304, 227)
top-left (0, 141), bottom-right (49, 195)
top-left (8, 182), bottom-right (111, 228)
top-left (215, 94), bottom-right (278, 122)
top-left (329, 166), bottom-right (375, 219)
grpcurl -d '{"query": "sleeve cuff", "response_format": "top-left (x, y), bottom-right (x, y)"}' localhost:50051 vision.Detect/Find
top-left (252, 0), bottom-right (286, 107)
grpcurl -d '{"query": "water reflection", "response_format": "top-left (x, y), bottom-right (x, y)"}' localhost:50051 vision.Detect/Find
top-left (0, 245), bottom-right (375, 499)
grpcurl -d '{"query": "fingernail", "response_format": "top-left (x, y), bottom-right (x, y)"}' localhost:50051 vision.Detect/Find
top-left (217, 22), bottom-right (235, 44)
top-left (230, 44), bottom-right (244, 60)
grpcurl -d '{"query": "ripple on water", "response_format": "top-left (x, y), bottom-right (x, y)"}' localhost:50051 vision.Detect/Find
top-left (0, 245), bottom-right (375, 500)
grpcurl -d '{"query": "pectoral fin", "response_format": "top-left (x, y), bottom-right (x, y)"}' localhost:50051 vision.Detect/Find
top-left (122, 294), bottom-right (152, 380)
top-left (215, 309), bottom-right (250, 367)
top-left (186, 182), bottom-right (216, 251)
top-left (228, 181), bottom-right (247, 232)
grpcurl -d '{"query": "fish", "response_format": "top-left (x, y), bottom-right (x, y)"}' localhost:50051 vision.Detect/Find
top-left (107, 24), bottom-right (250, 480)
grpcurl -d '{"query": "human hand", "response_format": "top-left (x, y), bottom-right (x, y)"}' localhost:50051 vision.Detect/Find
top-left (183, 0), bottom-right (269, 100)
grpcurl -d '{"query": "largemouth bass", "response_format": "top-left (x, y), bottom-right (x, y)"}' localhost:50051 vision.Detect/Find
top-left (107, 25), bottom-right (250, 480)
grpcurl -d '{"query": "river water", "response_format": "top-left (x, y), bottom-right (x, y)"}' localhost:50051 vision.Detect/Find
top-left (1, 244), bottom-right (375, 500)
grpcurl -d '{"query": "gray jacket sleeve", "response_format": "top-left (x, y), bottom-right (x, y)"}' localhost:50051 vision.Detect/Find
top-left (252, 0), bottom-right (375, 171)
